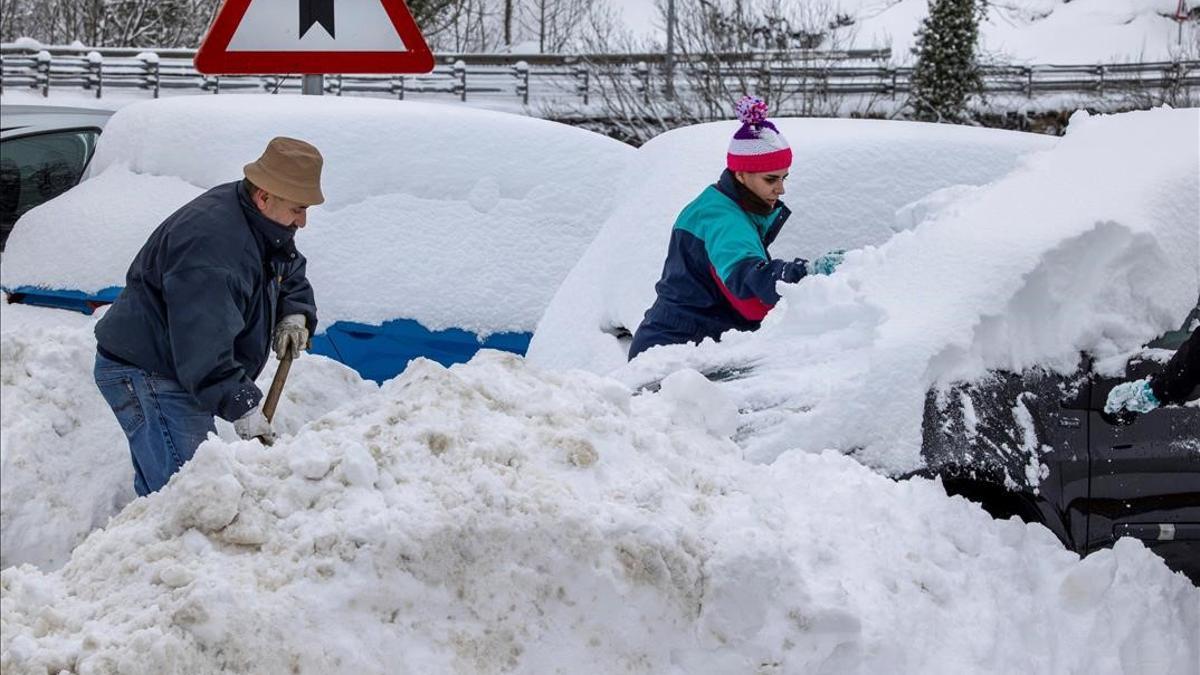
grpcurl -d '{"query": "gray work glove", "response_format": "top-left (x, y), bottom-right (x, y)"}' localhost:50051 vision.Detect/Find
top-left (234, 407), bottom-right (274, 443)
top-left (273, 313), bottom-right (309, 360)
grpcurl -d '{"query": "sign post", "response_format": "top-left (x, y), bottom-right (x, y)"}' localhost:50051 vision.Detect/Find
top-left (195, 0), bottom-right (434, 93)
top-left (302, 74), bottom-right (323, 95)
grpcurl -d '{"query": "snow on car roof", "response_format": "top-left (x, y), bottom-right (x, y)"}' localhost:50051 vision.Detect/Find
top-left (0, 94), bottom-right (634, 335)
top-left (0, 104), bottom-right (114, 136)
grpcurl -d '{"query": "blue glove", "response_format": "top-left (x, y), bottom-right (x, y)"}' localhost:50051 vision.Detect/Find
top-left (810, 249), bottom-right (845, 276)
top-left (782, 258), bottom-right (809, 283)
top-left (1104, 378), bottom-right (1160, 414)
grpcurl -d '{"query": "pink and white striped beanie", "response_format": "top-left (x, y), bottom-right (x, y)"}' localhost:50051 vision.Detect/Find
top-left (726, 95), bottom-right (792, 173)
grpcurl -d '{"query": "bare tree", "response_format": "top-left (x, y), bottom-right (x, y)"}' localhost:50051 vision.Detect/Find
top-left (670, 0), bottom-right (865, 116)
top-left (519, 0), bottom-right (591, 53)
top-left (431, 0), bottom-right (505, 52)
top-left (1, 0), bottom-right (220, 48)
top-left (558, 0), bottom-right (871, 144)
top-left (1, 0), bottom-right (461, 49)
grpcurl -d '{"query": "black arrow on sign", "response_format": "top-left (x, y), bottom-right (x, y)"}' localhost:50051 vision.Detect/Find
top-left (300, 0), bottom-right (335, 39)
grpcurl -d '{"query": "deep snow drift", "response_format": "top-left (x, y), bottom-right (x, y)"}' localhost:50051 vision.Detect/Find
top-left (2, 339), bottom-right (1197, 674)
top-left (0, 304), bottom-right (378, 570)
top-left (532, 107), bottom-right (1199, 476)
top-left (0, 95), bottom-right (633, 335)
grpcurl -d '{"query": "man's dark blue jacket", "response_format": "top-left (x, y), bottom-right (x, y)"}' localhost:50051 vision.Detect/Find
top-left (95, 181), bottom-right (317, 421)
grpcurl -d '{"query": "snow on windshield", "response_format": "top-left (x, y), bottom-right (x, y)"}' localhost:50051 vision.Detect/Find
top-left (0, 95), bottom-right (633, 335)
top-left (529, 117), bottom-right (1057, 373)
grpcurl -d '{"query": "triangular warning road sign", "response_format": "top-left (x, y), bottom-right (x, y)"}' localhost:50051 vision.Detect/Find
top-left (195, 0), bottom-right (434, 75)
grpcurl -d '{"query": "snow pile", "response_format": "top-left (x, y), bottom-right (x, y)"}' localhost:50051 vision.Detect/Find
top-left (0, 95), bottom-right (633, 335)
top-left (0, 302), bottom-right (378, 571)
top-left (2, 351), bottom-right (1197, 674)
top-left (612, 107), bottom-right (1199, 474)
top-left (0, 305), bottom-right (130, 571)
top-left (529, 118), bottom-right (1055, 373)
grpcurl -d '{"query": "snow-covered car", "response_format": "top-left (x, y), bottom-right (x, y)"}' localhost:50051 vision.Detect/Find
top-left (0, 95), bottom-right (632, 381)
top-left (527, 116), bottom-right (1058, 372)
top-left (527, 108), bottom-right (1199, 583)
top-left (0, 104), bottom-right (113, 251)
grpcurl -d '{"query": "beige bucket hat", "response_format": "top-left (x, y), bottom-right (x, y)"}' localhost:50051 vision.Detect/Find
top-left (243, 136), bottom-right (325, 206)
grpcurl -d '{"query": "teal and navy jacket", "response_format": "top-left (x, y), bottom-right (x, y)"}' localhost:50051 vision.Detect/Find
top-left (628, 170), bottom-right (806, 359)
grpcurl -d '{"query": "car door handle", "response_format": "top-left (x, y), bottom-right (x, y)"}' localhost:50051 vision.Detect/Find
top-left (1114, 523), bottom-right (1200, 541)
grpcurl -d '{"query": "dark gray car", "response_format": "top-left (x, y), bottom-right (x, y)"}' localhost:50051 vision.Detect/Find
top-left (919, 303), bottom-right (1199, 584)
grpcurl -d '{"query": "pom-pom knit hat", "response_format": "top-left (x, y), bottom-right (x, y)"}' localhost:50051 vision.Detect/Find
top-left (726, 95), bottom-right (792, 173)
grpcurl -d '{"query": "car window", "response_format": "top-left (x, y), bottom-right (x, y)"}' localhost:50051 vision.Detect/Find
top-left (0, 129), bottom-right (100, 247)
top-left (1146, 302), bottom-right (1200, 350)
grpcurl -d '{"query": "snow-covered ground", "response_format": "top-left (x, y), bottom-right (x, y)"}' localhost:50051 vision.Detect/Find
top-left (612, 0), bottom-right (1199, 64)
top-left (2, 300), bottom-right (1197, 673)
top-left (0, 304), bottom-right (379, 571)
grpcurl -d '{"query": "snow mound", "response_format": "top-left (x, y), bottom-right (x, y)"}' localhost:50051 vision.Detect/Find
top-left (617, 107), bottom-right (1199, 474)
top-left (1, 95), bottom-right (634, 334)
top-left (2, 351), bottom-right (1196, 673)
top-left (0, 302), bottom-right (378, 571)
top-left (0, 307), bottom-right (131, 571)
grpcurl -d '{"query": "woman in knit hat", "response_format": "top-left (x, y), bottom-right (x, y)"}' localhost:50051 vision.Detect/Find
top-left (628, 96), bottom-right (843, 361)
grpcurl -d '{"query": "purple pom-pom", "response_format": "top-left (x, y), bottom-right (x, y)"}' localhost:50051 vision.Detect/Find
top-left (735, 95), bottom-right (769, 126)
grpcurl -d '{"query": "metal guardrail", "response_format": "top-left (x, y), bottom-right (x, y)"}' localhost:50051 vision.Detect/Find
top-left (2, 44), bottom-right (1196, 109)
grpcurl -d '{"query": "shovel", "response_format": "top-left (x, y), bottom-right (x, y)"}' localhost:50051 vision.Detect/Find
top-left (257, 352), bottom-right (293, 446)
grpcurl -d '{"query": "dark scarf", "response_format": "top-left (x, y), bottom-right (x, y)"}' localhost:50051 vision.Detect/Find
top-left (716, 169), bottom-right (776, 216)
top-left (238, 179), bottom-right (299, 262)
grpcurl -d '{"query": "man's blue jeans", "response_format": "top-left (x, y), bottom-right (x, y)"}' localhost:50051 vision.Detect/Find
top-left (93, 351), bottom-right (216, 496)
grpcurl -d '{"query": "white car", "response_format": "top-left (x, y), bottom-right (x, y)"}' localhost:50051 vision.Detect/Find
top-left (0, 95), bottom-right (633, 381)
top-left (528, 117), bottom-right (1058, 373)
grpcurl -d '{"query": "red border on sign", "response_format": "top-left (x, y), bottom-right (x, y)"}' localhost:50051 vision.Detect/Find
top-left (195, 0), bottom-right (434, 75)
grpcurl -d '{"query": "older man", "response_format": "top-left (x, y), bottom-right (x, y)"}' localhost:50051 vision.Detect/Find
top-left (94, 136), bottom-right (322, 496)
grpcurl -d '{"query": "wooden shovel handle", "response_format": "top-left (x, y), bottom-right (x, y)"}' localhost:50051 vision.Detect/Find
top-left (262, 353), bottom-right (293, 422)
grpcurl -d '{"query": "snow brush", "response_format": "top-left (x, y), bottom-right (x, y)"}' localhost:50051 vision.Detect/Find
top-left (257, 352), bottom-right (293, 446)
